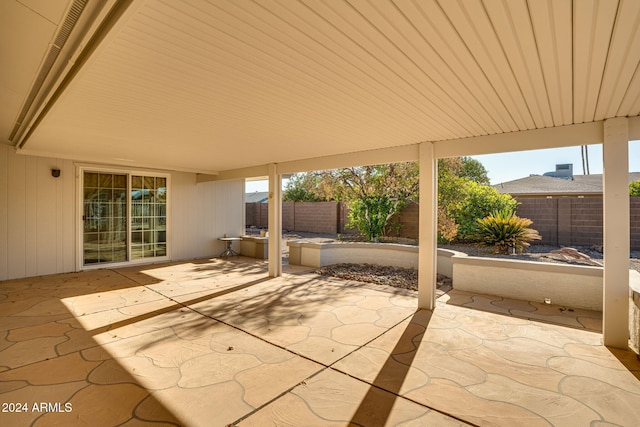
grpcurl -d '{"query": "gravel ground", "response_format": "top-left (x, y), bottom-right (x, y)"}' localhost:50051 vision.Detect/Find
top-left (315, 263), bottom-right (452, 293)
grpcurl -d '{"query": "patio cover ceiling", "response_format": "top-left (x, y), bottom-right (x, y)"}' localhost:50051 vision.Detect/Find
top-left (2, 0), bottom-right (640, 175)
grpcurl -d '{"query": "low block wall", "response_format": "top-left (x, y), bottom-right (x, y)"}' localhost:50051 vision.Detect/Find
top-left (288, 240), bottom-right (605, 311)
top-left (287, 241), bottom-right (419, 269)
top-left (239, 236), bottom-right (268, 259)
top-left (451, 256), bottom-right (603, 311)
top-left (629, 270), bottom-right (640, 354)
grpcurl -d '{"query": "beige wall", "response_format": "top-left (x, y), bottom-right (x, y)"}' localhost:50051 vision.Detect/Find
top-left (0, 145), bottom-right (75, 280)
top-left (171, 172), bottom-right (244, 261)
top-left (0, 145), bottom-right (244, 281)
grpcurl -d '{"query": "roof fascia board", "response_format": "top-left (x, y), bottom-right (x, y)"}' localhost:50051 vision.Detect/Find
top-left (18, 149), bottom-right (219, 175)
top-left (15, 0), bottom-right (140, 150)
top-left (434, 121), bottom-right (605, 158)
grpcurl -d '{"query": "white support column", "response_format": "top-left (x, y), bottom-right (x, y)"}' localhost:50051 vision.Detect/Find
top-left (418, 142), bottom-right (437, 310)
top-left (268, 163), bottom-right (282, 277)
top-left (603, 117), bottom-right (630, 348)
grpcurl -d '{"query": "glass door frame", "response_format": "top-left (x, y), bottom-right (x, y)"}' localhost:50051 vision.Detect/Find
top-left (76, 165), bottom-right (171, 271)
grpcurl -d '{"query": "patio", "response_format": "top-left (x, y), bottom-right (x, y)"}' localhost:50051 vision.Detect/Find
top-left (1, 257), bottom-right (639, 426)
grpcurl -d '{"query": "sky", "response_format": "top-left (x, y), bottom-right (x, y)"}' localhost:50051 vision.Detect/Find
top-left (245, 140), bottom-right (640, 192)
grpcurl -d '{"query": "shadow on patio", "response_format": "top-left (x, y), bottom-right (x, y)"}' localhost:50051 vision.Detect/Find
top-left (1, 257), bottom-right (640, 426)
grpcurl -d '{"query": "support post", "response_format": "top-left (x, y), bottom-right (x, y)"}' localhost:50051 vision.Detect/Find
top-left (418, 142), bottom-right (437, 310)
top-left (268, 163), bottom-right (282, 277)
top-left (603, 117), bottom-right (630, 348)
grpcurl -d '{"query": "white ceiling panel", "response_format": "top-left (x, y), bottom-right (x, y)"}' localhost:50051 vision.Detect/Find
top-left (573, 0), bottom-right (618, 124)
top-left (595, 0), bottom-right (640, 119)
top-left (1, 0), bottom-right (639, 174)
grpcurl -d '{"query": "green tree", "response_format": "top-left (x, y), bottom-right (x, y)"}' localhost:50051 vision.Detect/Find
top-left (284, 158), bottom-right (511, 244)
top-left (630, 180), bottom-right (640, 197)
top-left (282, 173), bottom-right (325, 202)
top-left (348, 196), bottom-right (399, 242)
top-left (316, 163), bottom-right (419, 242)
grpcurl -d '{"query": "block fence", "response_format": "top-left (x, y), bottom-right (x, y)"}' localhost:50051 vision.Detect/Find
top-left (246, 201), bottom-right (344, 234)
top-left (246, 197), bottom-right (640, 249)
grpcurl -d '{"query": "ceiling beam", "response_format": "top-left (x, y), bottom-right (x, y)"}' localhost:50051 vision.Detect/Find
top-left (199, 164), bottom-right (269, 183)
top-left (202, 116), bottom-right (640, 182)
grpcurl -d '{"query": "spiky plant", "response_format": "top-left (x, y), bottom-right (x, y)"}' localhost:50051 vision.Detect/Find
top-left (474, 209), bottom-right (541, 254)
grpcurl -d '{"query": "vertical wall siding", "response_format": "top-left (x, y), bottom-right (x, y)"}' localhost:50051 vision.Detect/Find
top-left (0, 146), bottom-right (244, 281)
top-left (170, 172), bottom-right (244, 262)
top-left (0, 146), bottom-right (75, 281)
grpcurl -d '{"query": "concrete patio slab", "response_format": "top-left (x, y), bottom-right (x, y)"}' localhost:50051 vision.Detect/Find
top-left (1, 257), bottom-right (639, 426)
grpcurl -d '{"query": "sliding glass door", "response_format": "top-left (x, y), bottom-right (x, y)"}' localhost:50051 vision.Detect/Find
top-left (83, 172), bottom-right (128, 264)
top-left (82, 170), bottom-right (168, 266)
top-left (131, 175), bottom-right (167, 259)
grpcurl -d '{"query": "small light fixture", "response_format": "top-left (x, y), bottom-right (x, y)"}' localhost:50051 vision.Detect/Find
top-left (51, 168), bottom-right (61, 178)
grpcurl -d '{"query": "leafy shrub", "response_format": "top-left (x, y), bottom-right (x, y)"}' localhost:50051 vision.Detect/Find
top-left (474, 209), bottom-right (541, 254)
top-left (631, 180), bottom-right (640, 197)
top-left (437, 206), bottom-right (459, 243)
top-left (348, 196), bottom-right (402, 242)
top-left (453, 181), bottom-right (518, 240)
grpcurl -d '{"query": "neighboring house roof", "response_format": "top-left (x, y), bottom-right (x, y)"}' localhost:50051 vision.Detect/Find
top-left (245, 192), bottom-right (269, 203)
top-left (495, 172), bottom-right (640, 197)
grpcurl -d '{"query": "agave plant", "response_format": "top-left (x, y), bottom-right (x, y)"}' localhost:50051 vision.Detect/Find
top-left (474, 209), bottom-right (541, 254)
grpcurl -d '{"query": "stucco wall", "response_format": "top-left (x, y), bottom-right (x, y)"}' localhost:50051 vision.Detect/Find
top-left (452, 256), bottom-right (603, 311)
top-left (287, 241), bottom-right (419, 268)
top-left (287, 240), bottom-right (604, 311)
top-left (0, 145), bottom-right (244, 280)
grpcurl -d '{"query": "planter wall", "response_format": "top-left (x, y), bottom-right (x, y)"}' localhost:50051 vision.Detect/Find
top-left (239, 236), bottom-right (268, 259)
top-left (287, 240), bottom-right (605, 311)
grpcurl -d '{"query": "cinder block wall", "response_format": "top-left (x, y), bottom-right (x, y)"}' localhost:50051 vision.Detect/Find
top-left (517, 197), bottom-right (640, 250)
top-left (515, 199), bottom-right (559, 245)
top-left (246, 197), bottom-right (640, 250)
top-left (631, 198), bottom-right (640, 250)
top-left (246, 201), bottom-right (340, 234)
top-left (569, 198), bottom-right (603, 247)
top-left (394, 202), bottom-right (419, 238)
top-left (293, 202), bottom-right (339, 233)
top-left (282, 202), bottom-right (294, 230)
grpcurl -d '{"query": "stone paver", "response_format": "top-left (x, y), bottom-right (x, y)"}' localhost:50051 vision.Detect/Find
top-left (0, 257), bottom-right (639, 426)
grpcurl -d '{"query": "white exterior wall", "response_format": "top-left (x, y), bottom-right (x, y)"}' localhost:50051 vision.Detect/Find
top-left (0, 145), bottom-right (244, 281)
top-left (171, 172), bottom-right (244, 261)
top-left (0, 145), bottom-right (75, 280)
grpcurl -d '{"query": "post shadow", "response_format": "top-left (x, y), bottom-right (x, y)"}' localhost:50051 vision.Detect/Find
top-left (349, 309), bottom-right (432, 426)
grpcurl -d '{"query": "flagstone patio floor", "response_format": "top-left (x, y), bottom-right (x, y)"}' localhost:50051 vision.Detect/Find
top-left (1, 257), bottom-right (639, 426)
